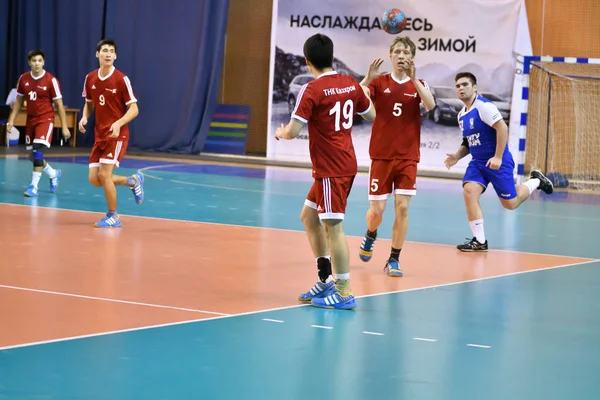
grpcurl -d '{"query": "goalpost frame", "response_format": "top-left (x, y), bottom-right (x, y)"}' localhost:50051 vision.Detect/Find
top-left (516, 55), bottom-right (600, 184)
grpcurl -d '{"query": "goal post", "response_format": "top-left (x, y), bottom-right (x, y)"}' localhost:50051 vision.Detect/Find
top-left (517, 56), bottom-right (600, 191)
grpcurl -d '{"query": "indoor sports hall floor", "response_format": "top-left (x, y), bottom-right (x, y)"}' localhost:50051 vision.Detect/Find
top-left (1, 152), bottom-right (599, 400)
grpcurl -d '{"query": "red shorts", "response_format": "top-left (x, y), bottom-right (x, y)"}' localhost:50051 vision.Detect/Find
top-left (25, 121), bottom-right (54, 150)
top-left (304, 176), bottom-right (355, 220)
top-left (88, 140), bottom-right (129, 168)
top-left (368, 159), bottom-right (417, 200)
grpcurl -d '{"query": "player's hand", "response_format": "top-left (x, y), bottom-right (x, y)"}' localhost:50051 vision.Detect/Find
top-left (78, 117), bottom-right (88, 133)
top-left (444, 153), bottom-right (459, 169)
top-left (109, 121), bottom-right (121, 138)
top-left (406, 60), bottom-right (416, 80)
top-left (6, 121), bottom-right (13, 132)
top-left (62, 127), bottom-right (71, 140)
top-left (275, 123), bottom-right (286, 141)
top-left (486, 156), bottom-right (502, 170)
top-left (367, 58), bottom-right (387, 81)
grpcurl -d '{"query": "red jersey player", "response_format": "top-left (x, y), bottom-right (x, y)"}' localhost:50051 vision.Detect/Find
top-left (275, 33), bottom-right (375, 310)
top-left (6, 49), bottom-right (71, 197)
top-left (78, 39), bottom-right (143, 228)
top-left (357, 37), bottom-right (435, 277)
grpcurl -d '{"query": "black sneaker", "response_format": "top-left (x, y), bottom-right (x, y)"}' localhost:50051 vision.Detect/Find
top-left (457, 237), bottom-right (488, 252)
top-left (530, 170), bottom-right (554, 194)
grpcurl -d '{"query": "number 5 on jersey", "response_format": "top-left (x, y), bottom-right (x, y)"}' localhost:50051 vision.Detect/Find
top-left (393, 103), bottom-right (402, 116)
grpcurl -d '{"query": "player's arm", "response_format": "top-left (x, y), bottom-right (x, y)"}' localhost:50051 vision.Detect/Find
top-left (275, 118), bottom-right (304, 140)
top-left (444, 136), bottom-right (470, 169)
top-left (5, 95), bottom-right (24, 131)
top-left (357, 85), bottom-right (376, 122)
top-left (414, 79), bottom-right (435, 111)
top-left (53, 98), bottom-right (71, 140)
top-left (78, 100), bottom-right (94, 134)
top-left (481, 102), bottom-right (506, 169)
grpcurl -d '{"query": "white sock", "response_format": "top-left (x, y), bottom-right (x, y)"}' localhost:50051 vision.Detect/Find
top-left (31, 171), bottom-right (42, 188)
top-left (524, 178), bottom-right (540, 195)
top-left (469, 219), bottom-right (485, 243)
top-left (335, 273), bottom-right (350, 280)
top-left (43, 163), bottom-right (56, 179)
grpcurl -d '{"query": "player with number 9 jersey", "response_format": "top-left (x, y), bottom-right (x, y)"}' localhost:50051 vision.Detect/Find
top-left (82, 67), bottom-right (137, 143)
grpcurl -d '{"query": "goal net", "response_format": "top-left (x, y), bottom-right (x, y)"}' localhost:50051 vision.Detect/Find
top-left (520, 58), bottom-right (600, 191)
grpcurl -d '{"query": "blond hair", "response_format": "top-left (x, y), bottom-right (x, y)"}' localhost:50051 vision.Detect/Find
top-left (389, 37), bottom-right (416, 57)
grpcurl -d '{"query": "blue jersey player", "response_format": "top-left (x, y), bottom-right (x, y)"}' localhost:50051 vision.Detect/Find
top-left (444, 72), bottom-right (554, 251)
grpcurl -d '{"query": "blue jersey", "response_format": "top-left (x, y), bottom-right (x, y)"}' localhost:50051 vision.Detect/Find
top-left (457, 95), bottom-right (512, 164)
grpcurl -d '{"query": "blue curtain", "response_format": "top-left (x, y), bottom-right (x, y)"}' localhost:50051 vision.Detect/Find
top-left (1, 0), bottom-right (105, 147)
top-left (1, 0), bottom-right (229, 153)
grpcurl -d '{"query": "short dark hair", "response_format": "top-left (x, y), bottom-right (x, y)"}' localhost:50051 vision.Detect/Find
top-left (97, 38), bottom-right (118, 53)
top-left (455, 72), bottom-right (477, 85)
top-left (27, 49), bottom-right (45, 61)
top-left (303, 33), bottom-right (334, 70)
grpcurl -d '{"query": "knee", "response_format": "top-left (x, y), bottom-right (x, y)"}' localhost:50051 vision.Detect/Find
top-left (395, 202), bottom-right (409, 219)
top-left (31, 144), bottom-right (45, 167)
top-left (368, 203), bottom-right (385, 219)
top-left (463, 185), bottom-right (481, 202)
top-left (98, 170), bottom-right (112, 184)
top-left (501, 200), bottom-right (519, 210)
top-left (300, 205), bottom-right (319, 227)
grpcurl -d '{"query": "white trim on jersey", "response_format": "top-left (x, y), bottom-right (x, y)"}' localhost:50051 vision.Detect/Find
top-left (98, 66), bottom-right (115, 81)
top-left (82, 74), bottom-right (89, 98)
top-left (357, 98), bottom-right (373, 115)
top-left (390, 74), bottom-right (410, 85)
top-left (31, 70), bottom-right (46, 81)
top-left (291, 83), bottom-right (309, 124)
top-left (123, 76), bottom-right (137, 105)
top-left (51, 77), bottom-right (62, 100)
top-left (16, 75), bottom-right (25, 96)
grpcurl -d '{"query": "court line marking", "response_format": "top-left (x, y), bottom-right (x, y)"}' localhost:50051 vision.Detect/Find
top-left (311, 325), bottom-right (333, 330)
top-left (262, 318), bottom-right (284, 323)
top-left (0, 258), bottom-right (597, 352)
top-left (0, 284), bottom-right (229, 316)
top-left (414, 337), bottom-right (437, 342)
top-left (363, 331), bottom-right (385, 336)
top-left (1, 202), bottom-right (596, 261)
top-left (467, 344), bottom-right (492, 349)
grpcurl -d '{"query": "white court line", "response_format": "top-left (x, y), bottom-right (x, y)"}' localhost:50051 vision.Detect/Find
top-left (262, 318), bottom-right (284, 323)
top-left (0, 258), bottom-right (597, 352)
top-left (311, 325), bottom-right (333, 330)
top-left (362, 331), bottom-right (385, 336)
top-left (414, 337), bottom-right (437, 342)
top-left (467, 344), bottom-right (492, 349)
top-left (1, 202), bottom-right (596, 261)
top-left (0, 284), bottom-right (229, 316)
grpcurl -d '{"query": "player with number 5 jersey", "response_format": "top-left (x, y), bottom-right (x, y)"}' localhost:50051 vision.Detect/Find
top-left (358, 37), bottom-right (436, 277)
top-left (79, 38), bottom-right (144, 228)
top-left (275, 33), bottom-right (375, 310)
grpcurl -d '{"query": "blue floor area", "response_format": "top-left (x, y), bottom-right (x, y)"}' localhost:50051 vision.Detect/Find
top-left (1, 155), bottom-right (600, 399)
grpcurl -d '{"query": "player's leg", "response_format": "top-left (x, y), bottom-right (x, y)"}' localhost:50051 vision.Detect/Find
top-left (360, 160), bottom-right (392, 262)
top-left (457, 162), bottom-right (489, 252)
top-left (100, 140), bottom-right (144, 205)
top-left (297, 184), bottom-right (335, 302)
top-left (311, 176), bottom-right (356, 310)
top-left (497, 170), bottom-right (554, 210)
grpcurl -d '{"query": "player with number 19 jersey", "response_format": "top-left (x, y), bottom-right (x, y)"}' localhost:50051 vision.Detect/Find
top-left (292, 71), bottom-right (372, 219)
top-left (367, 74), bottom-right (429, 198)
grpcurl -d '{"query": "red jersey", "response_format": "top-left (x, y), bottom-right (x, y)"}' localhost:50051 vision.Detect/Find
top-left (82, 67), bottom-right (137, 142)
top-left (368, 74), bottom-right (429, 161)
top-left (16, 71), bottom-right (62, 127)
top-left (292, 71), bottom-right (372, 178)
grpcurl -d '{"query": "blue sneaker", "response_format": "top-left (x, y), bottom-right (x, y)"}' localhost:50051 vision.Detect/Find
top-left (49, 169), bottom-right (62, 193)
top-left (359, 234), bottom-right (376, 262)
top-left (24, 184), bottom-right (38, 197)
top-left (385, 258), bottom-right (403, 277)
top-left (94, 213), bottom-right (122, 228)
top-left (311, 289), bottom-right (356, 310)
top-left (298, 280), bottom-right (335, 302)
top-left (131, 173), bottom-right (144, 205)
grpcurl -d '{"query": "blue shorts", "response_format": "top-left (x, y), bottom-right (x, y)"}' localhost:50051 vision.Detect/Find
top-left (463, 160), bottom-right (516, 199)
